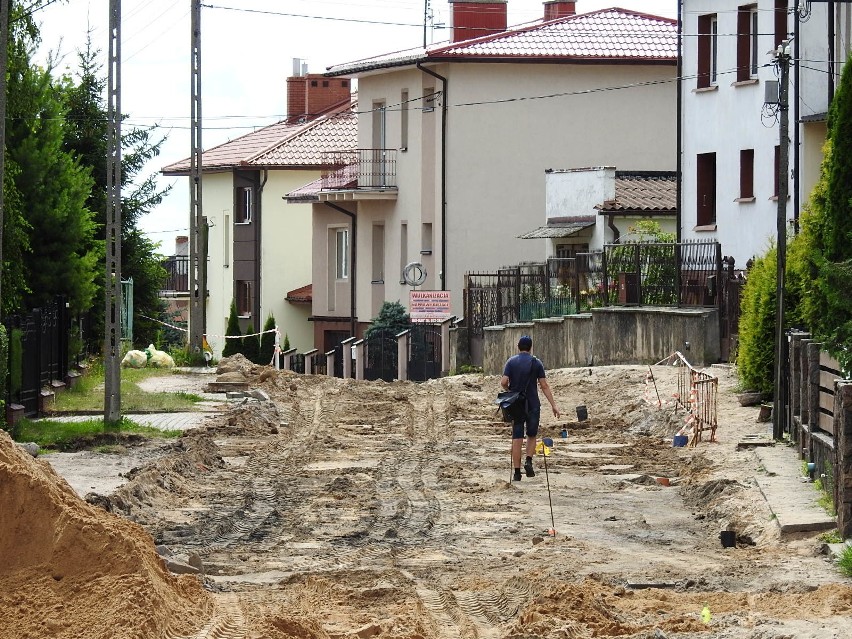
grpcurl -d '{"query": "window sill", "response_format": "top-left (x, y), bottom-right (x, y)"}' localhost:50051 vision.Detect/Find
top-left (693, 85), bottom-right (719, 94)
top-left (732, 78), bottom-right (759, 87)
top-left (234, 221), bottom-right (252, 226)
top-left (769, 195), bottom-right (791, 201)
top-left (735, 196), bottom-right (756, 203)
top-left (693, 224), bottom-right (717, 232)
top-left (371, 279), bottom-right (384, 285)
top-left (237, 314), bottom-right (252, 319)
top-left (420, 250), bottom-right (432, 256)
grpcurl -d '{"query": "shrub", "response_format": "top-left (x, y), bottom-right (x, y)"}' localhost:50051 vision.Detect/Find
top-left (736, 247), bottom-right (777, 394)
top-left (222, 300), bottom-right (241, 358)
top-left (242, 322), bottom-right (260, 363)
top-left (259, 314), bottom-right (276, 366)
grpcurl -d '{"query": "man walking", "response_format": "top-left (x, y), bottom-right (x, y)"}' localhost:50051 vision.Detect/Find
top-left (501, 335), bottom-right (560, 481)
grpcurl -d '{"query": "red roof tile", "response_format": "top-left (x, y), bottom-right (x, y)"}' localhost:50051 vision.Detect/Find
top-left (597, 172), bottom-right (676, 213)
top-left (161, 98), bottom-right (355, 175)
top-left (285, 284), bottom-right (312, 304)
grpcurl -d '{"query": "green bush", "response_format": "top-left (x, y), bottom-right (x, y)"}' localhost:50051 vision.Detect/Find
top-left (259, 314), bottom-right (276, 366)
top-left (736, 247), bottom-right (777, 394)
top-left (839, 545), bottom-right (852, 577)
top-left (242, 322), bottom-right (260, 363)
top-left (9, 328), bottom-right (23, 396)
top-left (222, 300), bottom-right (241, 358)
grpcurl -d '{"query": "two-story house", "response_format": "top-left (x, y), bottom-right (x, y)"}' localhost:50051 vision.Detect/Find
top-left (162, 72), bottom-right (355, 357)
top-left (288, 0), bottom-right (678, 348)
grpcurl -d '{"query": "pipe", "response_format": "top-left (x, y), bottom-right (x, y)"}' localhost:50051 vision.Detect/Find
top-left (829, 1), bottom-right (836, 103)
top-left (607, 215), bottom-right (620, 244)
top-left (676, 0), bottom-right (683, 244)
top-left (794, 3), bottom-right (800, 233)
top-left (323, 201), bottom-right (357, 338)
top-left (416, 62), bottom-right (448, 291)
top-left (257, 170), bottom-right (268, 321)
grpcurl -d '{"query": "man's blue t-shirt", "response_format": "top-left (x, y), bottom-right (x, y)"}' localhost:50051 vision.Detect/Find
top-left (503, 353), bottom-right (546, 410)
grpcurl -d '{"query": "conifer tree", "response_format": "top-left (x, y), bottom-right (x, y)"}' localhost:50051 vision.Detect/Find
top-left (222, 301), bottom-right (242, 358)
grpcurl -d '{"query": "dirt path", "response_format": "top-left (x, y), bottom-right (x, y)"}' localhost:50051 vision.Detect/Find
top-left (45, 365), bottom-right (852, 638)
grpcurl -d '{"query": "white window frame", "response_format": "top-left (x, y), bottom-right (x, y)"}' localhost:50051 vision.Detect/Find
top-left (710, 16), bottom-right (719, 85)
top-left (750, 8), bottom-right (759, 77)
top-left (336, 228), bottom-right (349, 280)
top-left (235, 186), bottom-right (252, 224)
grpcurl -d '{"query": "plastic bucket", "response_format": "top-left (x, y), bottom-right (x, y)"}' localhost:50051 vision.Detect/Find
top-left (672, 435), bottom-right (688, 447)
top-left (560, 429), bottom-right (568, 439)
top-left (720, 530), bottom-right (736, 548)
top-left (576, 405), bottom-right (588, 422)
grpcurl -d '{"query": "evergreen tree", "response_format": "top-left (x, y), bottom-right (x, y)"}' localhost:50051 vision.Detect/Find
top-left (242, 322), bottom-right (260, 363)
top-left (259, 314), bottom-right (276, 365)
top-left (59, 38), bottom-right (170, 347)
top-left (5, 10), bottom-right (99, 314)
top-left (222, 301), bottom-right (241, 358)
top-left (365, 301), bottom-right (410, 339)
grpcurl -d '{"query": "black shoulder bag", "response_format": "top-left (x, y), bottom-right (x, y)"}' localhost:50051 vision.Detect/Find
top-left (495, 357), bottom-right (536, 423)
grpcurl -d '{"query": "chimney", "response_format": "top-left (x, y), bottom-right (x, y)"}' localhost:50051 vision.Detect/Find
top-left (449, 0), bottom-right (507, 43)
top-left (175, 236), bottom-right (189, 257)
top-left (287, 73), bottom-right (351, 123)
top-left (543, 1), bottom-right (576, 21)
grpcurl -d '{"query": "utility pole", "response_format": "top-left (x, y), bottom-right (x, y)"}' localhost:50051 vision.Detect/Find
top-left (773, 40), bottom-right (792, 440)
top-left (188, 0), bottom-right (205, 355)
top-left (104, 0), bottom-right (122, 423)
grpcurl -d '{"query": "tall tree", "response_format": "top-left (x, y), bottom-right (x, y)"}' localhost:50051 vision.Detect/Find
top-left (4, 7), bottom-right (99, 314)
top-left (60, 37), bottom-right (170, 346)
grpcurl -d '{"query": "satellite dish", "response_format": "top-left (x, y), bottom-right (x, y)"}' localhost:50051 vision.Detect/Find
top-left (403, 262), bottom-right (427, 287)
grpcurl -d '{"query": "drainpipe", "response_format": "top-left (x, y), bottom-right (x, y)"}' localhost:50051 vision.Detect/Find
top-left (257, 170), bottom-right (268, 321)
top-left (607, 215), bottom-right (621, 244)
top-left (416, 62), bottom-right (448, 291)
top-left (676, 0), bottom-right (683, 244)
top-left (323, 201), bottom-right (357, 338)
top-left (794, 4), bottom-right (800, 233)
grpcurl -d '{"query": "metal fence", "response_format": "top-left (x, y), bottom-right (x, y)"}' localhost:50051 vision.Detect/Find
top-left (465, 242), bottom-right (722, 337)
top-left (161, 256), bottom-right (189, 293)
top-left (321, 149), bottom-right (397, 191)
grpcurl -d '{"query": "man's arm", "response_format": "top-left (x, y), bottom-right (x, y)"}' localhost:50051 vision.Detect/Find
top-left (538, 378), bottom-right (560, 418)
top-left (500, 375), bottom-right (510, 391)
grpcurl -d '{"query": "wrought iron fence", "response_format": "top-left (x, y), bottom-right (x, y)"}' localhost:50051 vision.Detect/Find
top-left (365, 328), bottom-right (397, 382)
top-left (464, 241), bottom-right (721, 337)
top-left (321, 149), bottom-right (397, 191)
top-left (161, 256), bottom-right (189, 293)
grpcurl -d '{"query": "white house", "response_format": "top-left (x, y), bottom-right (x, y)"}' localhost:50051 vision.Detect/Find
top-left (162, 75), bottom-right (355, 357)
top-left (288, 0), bottom-right (678, 346)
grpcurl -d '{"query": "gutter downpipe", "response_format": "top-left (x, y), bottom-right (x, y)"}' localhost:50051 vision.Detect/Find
top-left (257, 170), bottom-right (268, 320)
top-left (323, 201), bottom-right (357, 338)
top-left (794, 4), bottom-right (800, 233)
top-left (676, 0), bottom-right (683, 304)
top-left (417, 62), bottom-right (448, 291)
top-left (607, 215), bottom-right (620, 244)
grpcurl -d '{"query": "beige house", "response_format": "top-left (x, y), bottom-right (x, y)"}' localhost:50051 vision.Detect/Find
top-left (288, 1), bottom-right (678, 347)
top-left (162, 77), bottom-right (355, 357)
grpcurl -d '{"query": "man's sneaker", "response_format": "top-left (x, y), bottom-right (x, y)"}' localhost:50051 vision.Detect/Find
top-left (524, 459), bottom-right (535, 477)
top-left (513, 469), bottom-right (522, 482)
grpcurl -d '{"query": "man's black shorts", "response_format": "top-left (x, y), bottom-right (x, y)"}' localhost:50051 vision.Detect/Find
top-left (512, 406), bottom-right (540, 439)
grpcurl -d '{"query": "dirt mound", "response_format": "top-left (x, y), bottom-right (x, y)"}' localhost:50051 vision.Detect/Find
top-left (0, 430), bottom-right (210, 639)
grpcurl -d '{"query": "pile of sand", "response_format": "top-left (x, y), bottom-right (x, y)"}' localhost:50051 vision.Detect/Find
top-left (0, 431), bottom-right (211, 639)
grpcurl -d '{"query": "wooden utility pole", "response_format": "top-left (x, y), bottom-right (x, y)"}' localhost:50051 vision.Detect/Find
top-left (104, 0), bottom-right (122, 423)
top-left (773, 41), bottom-right (792, 440)
top-left (188, 0), bottom-right (205, 354)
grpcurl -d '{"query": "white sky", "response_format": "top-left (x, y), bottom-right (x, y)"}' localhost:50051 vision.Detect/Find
top-left (36, 0), bottom-right (677, 255)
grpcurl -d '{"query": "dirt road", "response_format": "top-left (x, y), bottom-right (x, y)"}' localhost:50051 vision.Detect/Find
top-left (16, 362), bottom-right (852, 638)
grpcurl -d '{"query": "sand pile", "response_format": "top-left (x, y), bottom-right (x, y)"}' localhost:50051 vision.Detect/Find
top-left (0, 431), bottom-right (211, 639)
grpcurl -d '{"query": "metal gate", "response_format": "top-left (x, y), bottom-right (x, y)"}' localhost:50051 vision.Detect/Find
top-left (289, 353), bottom-right (305, 374)
top-left (364, 328), bottom-right (397, 382)
top-left (409, 324), bottom-right (441, 381)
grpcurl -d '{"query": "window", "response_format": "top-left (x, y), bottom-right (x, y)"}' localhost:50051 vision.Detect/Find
top-left (400, 90), bottom-right (409, 150)
top-left (740, 149), bottom-right (755, 199)
top-left (236, 280), bottom-right (253, 317)
top-left (400, 222), bottom-right (408, 283)
top-left (696, 152), bottom-right (717, 227)
top-left (371, 224), bottom-right (385, 283)
top-left (556, 244), bottom-right (588, 259)
top-left (336, 228), bottom-right (349, 279)
top-left (421, 223), bottom-right (433, 254)
top-left (235, 186), bottom-right (252, 224)
top-left (737, 6), bottom-right (759, 81)
top-left (774, 0), bottom-right (788, 49)
top-left (697, 14), bottom-right (719, 88)
top-left (423, 86), bottom-right (435, 112)
top-left (223, 213), bottom-right (230, 266)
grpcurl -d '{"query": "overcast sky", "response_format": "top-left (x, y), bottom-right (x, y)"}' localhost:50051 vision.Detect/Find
top-left (36, 0), bottom-right (678, 255)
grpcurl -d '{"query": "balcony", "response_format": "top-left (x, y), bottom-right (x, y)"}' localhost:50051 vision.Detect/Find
top-left (319, 149), bottom-right (398, 201)
top-left (160, 255), bottom-right (189, 297)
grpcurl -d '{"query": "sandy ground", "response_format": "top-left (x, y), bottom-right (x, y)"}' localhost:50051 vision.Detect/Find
top-left (26, 361), bottom-right (852, 638)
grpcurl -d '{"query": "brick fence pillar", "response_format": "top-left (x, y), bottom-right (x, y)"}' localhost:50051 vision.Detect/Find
top-left (836, 382), bottom-right (852, 539)
top-left (800, 339), bottom-right (813, 427)
top-left (806, 342), bottom-right (822, 460)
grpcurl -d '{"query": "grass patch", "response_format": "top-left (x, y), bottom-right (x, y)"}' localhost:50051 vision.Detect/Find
top-left (15, 417), bottom-right (181, 451)
top-left (52, 359), bottom-right (204, 413)
top-left (813, 478), bottom-right (837, 517)
top-left (819, 530), bottom-right (843, 544)
top-left (839, 545), bottom-right (852, 578)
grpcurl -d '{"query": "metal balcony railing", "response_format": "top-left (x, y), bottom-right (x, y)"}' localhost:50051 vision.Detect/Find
top-left (161, 255), bottom-right (189, 293)
top-left (321, 149), bottom-right (397, 191)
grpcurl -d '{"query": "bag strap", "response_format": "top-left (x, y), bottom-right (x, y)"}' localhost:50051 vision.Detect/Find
top-left (517, 356), bottom-right (536, 397)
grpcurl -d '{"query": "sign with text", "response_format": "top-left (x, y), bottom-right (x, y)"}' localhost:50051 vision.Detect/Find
top-left (409, 290), bottom-right (452, 323)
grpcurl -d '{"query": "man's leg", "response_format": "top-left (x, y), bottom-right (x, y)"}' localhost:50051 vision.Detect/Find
top-left (512, 420), bottom-right (524, 480)
top-left (524, 408), bottom-right (541, 477)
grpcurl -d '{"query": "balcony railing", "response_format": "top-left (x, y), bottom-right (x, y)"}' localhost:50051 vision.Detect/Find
top-left (160, 255), bottom-right (189, 294)
top-left (321, 149), bottom-right (397, 191)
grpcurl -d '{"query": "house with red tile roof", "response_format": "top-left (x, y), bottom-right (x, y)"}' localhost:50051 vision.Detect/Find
top-left (287, 1), bottom-right (678, 346)
top-left (162, 79), bottom-right (355, 356)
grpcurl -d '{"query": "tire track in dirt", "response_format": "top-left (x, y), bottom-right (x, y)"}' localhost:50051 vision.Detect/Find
top-left (174, 593), bottom-right (246, 639)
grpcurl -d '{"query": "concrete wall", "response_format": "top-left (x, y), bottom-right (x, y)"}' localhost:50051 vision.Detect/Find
top-left (479, 307), bottom-right (718, 374)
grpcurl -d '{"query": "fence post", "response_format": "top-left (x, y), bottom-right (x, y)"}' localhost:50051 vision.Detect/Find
top-left (304, 348), bottom-right (318, 375)
top-left (836, 382), bottom-right (852, 538)
top-left (354, 339), bottom-right (365, 380)
top-left (807, 342), bottom-right (822, 458)
top-left (633, 243), bottom-right (642, 304)
top-left (440, 317), bottom-right (453, 376)
top-left (341, 337), bottom-right (356, 378)
top-left (396, 329), bottom-right (410, 381)
top-left (800, 339), bottom-right (813, 430)
top-left (325, 350), bottom-right (335, 377)
top-left (602, 248), bottom-right (609, 306)
top-left (282, 347), bottom-right (297, 371)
